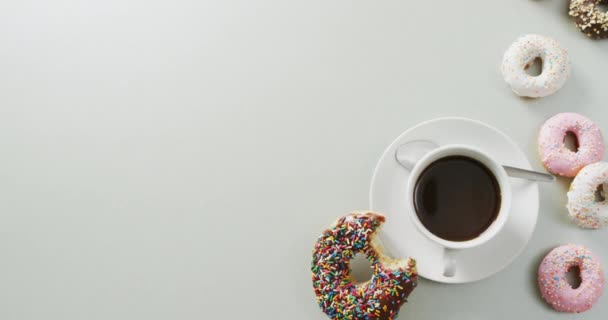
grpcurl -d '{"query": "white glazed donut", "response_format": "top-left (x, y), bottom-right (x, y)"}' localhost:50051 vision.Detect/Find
top-left (567, 162), bottom-right (608, 229)
top-left (501, 35), bottom-right (570, 98)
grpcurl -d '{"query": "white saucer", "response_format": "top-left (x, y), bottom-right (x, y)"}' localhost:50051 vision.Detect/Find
top-left (370, 117), bottom-right (539, 284)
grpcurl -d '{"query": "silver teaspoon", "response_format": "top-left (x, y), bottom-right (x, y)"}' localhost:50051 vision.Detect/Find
top-left (395, 141), bottom-right (555, 183)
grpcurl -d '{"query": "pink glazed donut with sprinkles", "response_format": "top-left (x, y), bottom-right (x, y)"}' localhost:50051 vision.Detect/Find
top-left (538, 113), bottom-right (605, 177)
top-left (538, 245), bottom-right (604, 313)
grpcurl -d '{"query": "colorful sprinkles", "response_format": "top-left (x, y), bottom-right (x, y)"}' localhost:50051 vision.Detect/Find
top-left (311, 212), bottom-right (417, 320)
top-left (569, 0), bottom-right (608, 39)
top-left (538, 245), bottom-right (605, 313)
top-left (567, 162), bottom-right (608, 228)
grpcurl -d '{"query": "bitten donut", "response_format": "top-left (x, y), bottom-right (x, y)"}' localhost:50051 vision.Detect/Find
top-left (538, 245), bottom-right (604, 313)
top-left (569, 0), bottom-right (608, 39)
top-left (567, 162), bottom-right (608, 228)
top-left (501, 35), bottom-right (569, 98)
top-left (538, 113), bottom-right (604, 177)
top-left (311, 212), bottom-right (417, 320)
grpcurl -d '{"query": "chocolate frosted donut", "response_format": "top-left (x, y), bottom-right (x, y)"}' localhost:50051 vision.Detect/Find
top-left (311, 212), bottom-right (417, 320)
top-left (569, 0), bottom-right (608, 39)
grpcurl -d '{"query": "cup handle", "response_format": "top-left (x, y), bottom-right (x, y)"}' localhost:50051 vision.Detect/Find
top-left (395, 140), bottom-right (439, 171)
top-left (442, 248), bottom-right (457, 278)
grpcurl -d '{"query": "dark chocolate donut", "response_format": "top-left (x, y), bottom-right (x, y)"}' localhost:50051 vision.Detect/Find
top-left (311, 212), bottom-right (417, 320)
top-left (569, 0), bottom-right (608, 39)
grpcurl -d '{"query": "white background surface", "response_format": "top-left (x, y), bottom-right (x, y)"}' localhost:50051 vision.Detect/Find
top-left (1, 1), bottom-right (608, 319)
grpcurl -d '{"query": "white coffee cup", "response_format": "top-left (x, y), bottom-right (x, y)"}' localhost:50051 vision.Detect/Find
top-left (403, 144), bottom-right (512, 277)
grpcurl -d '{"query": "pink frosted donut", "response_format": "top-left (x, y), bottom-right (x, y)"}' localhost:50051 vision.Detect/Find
top-left (538, 113), bottom-right (604, 177)
top-left (538, 245), bottom-right (604, 313)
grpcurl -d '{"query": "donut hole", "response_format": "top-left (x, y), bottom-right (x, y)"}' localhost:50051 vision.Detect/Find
top-left (596, 3), bottom-right (608, 12)
top-left (595, 184), bottom-right (606, 202)
top-left (350, 253), bottom-right (374, 284)
top-left (565, 265), bottom-right (582, 289)
top-left (524, 57), bottom-right (543, 77)
top-left (563, 131), bottom-right (579, 152)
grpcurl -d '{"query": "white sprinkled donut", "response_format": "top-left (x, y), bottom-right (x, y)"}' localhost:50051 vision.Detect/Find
top-left (567, 162), bottom-right (608, 229)
top-left (538, 113), bottom-right (605, 178)
top-left (501, 35), bottom-right (570, 98)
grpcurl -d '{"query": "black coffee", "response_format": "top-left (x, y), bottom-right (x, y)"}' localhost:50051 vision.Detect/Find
top-left (413, 156), bottom-right (501, 242)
